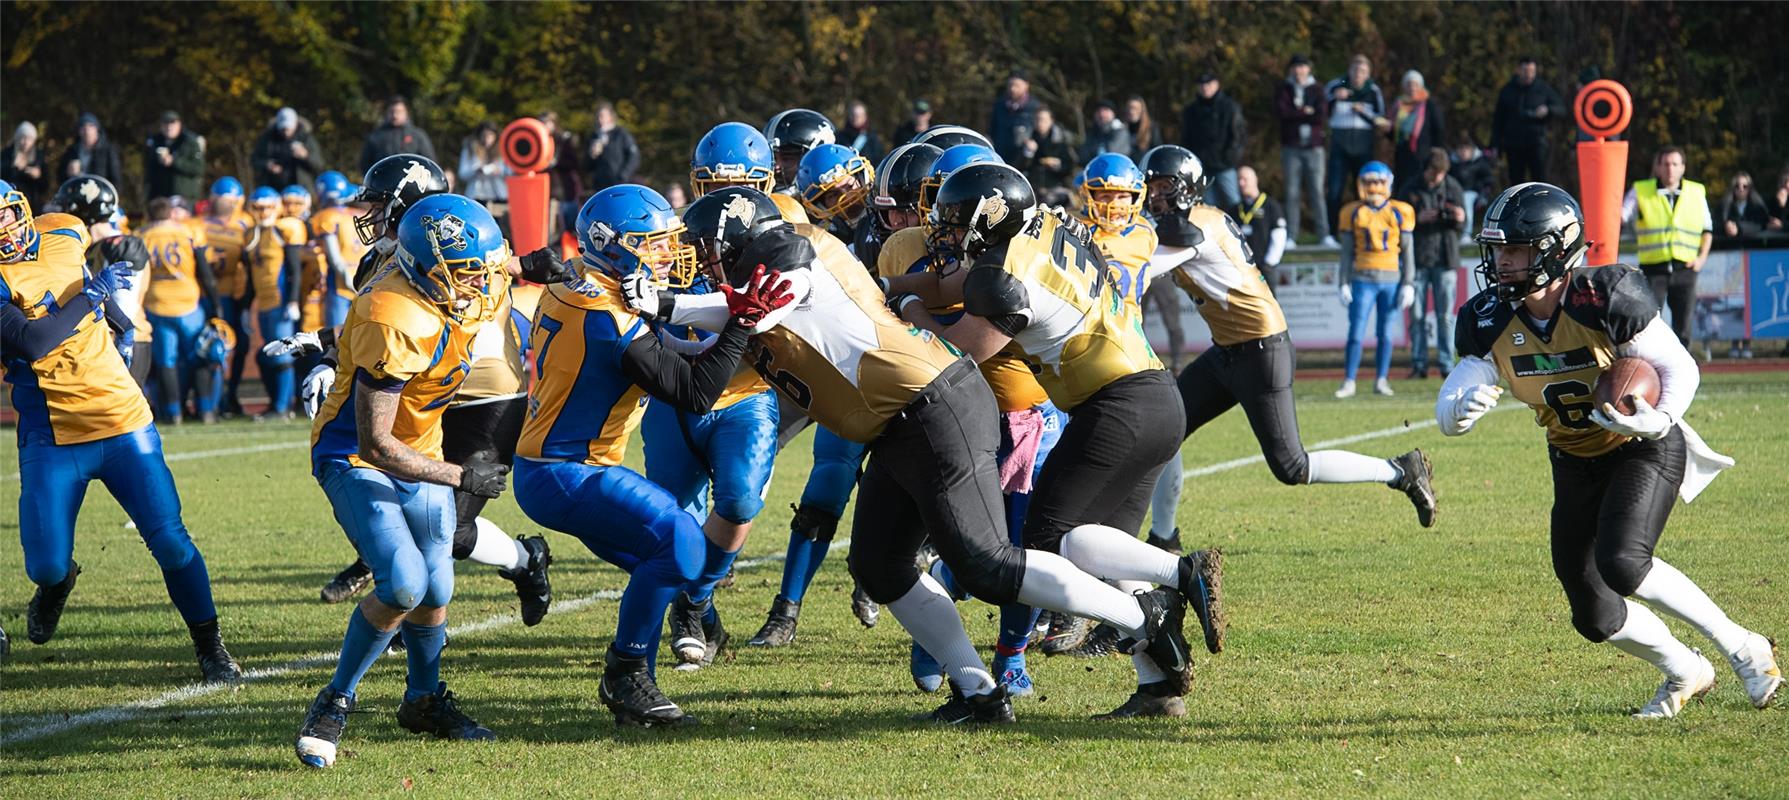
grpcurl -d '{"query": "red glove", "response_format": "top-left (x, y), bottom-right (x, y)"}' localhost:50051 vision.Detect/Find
top-left (721, 264), bottom-right (795, 328)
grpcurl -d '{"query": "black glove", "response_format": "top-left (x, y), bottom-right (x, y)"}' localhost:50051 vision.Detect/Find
top-left (885, 292), bottom-right (922, 321)
top-left (518, 247), bottom-right (577, 285)
top-left (457, 459), bottom-right (510, 499)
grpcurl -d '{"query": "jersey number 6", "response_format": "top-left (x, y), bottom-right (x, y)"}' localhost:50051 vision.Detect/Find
top-left (753, 346), bottom-right (812, 410)
top-left (1542, 379), bottom-right (1597, 430)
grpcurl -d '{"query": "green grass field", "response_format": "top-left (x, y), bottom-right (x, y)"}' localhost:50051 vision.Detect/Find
top-left (2, 372), bottom-right (1785, 798)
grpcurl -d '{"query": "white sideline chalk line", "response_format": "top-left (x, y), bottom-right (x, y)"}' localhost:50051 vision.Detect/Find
top-left (1181, 405), bottom-right (1515, 482)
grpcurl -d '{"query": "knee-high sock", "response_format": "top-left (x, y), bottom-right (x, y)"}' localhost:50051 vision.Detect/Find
top-left (1306, 451), bottom-right (1400, 484)
top-left (153, 364), bottom-right (182, 421)
top-left (1015, 550), bottom-right (1146, 638)
top-left (1117, 579), bottom-right (1168, 686)
top-left (779, 531), bottom-right (829, 603)
top-left (465, 517), bottom-right (528, 570)
top-left (886, 573), bottom-right (995, 695)
top-left (1058, 524), bottom-right (1181, 586)
top-left (688, 538), bottom-right (740, 605)
top-left (161, 552), bottom-right (218, 625)
top-left (1632, 558), bottom-right (1750, 656)
top-left (1607, 599), bottom-right (1702, 681)
top-left (615, 556), bottom-right (684, 663)
top-left (401, 620), bottom-right (447, 703)
top-left (1149, 456), bottom-right (1184, 537)
top-left (193, 365), bottom-right (219, 415)
top-left (328, 607), bottom-right (400, 697)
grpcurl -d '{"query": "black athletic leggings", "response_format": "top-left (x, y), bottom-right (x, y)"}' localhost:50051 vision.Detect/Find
top-left (1177, 331), bottom-right (1309, 485)
top-left (441, 396), bottom-right (527, 559)
top-left (1549, 427), bottom-right (1685, 643)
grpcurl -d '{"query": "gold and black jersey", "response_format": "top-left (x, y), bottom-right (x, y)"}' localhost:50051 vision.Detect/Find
top-left (1455, 264), bottom-right (1657, 458)
top-left (961, 212), bottom-right (1159, 411)
top-left (1158, 205), bottom-right (1287, 346)
top-left (745, 224), bottom-right (964, 443)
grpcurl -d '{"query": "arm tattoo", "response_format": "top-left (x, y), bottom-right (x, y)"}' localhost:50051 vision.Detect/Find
top-left (354, 384), bottom-right (462, 487)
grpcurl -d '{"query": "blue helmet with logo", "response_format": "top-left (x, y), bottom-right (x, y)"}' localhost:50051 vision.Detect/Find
top-left (315, 171), bottom-right (352, 206)
top-left (575, 184), bottom-right (698, 289)
top-left (1357, 160), bottom-right (1393, 202)
top-left (691, 122), bottom-right (775, 197)
top-left (395, 193), bottom-right (511, 322)
top-left (195, 318), bottom-right (236, 366)
top-left (0, 179), bottom-right (37, 263)
top-left (796, 143), bottom-right (875, 223)
top-left (1081, 153), bottom-right (1147, 231)
top-left (918, 143), bottom-right (1001, 219)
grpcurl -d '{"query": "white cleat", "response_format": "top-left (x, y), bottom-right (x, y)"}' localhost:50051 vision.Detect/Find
top-left (1726, 633), bottom-right (1783, 709)
top-left (1633, 651), bottom-right (1716, 719)
top-left (1334, 380), bottom-right (1357, 399)
top-left (1373, 378), bottom-right (1395, 396)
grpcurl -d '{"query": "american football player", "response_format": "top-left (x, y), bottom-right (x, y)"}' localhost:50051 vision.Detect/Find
top-left (246, 185), bottom-right (306, 419)
top-left (203, 177), bottom-right (257, 416)
top-left (139, 196), bottom-right (221, 423)
top-left (1335, 160), bottom-right (1416, 398)
top-left (763, 108), bottom-right (833, 221)
top-left (794, 142), bottom-right (876, 252)
top-left (1438, 182), bottom-right (1779, 718)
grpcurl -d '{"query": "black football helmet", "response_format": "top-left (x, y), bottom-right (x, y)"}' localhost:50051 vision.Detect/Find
top-left (911, 125), bottom-right (993, 152)
top-left (50, 175), bottom-right (119, 226)
top-left (680, 186), bottom-right (787, 281)
top-left (1475, 182), bottom-right (1588, 301)
top-left (1138, 145), bottom-right (1206, 218)
top-left (870, 143), bottom-right (943, 234)
top-left (764, 109), bottom-right (836, 187)
top-left (353, 154), bottom-right (449, 245)
top-left (926, 163), bottom-right (1036, 267)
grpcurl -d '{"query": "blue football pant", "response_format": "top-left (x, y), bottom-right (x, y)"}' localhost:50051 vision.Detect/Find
top-left (642, 391), bottom-right (780, 525)
top-left (218, 293), bottom-right (253, 408)
top-left (779, 425), bottom-right (868, 603)
top-left (147, 308), bottom-right (209, 419)
top-left (317, 461), bottom-right (456, 611)
top-left (255, 307), bottom-right (295, 414)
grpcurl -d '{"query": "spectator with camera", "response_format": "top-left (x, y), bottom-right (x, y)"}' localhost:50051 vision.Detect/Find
top-left (145, 110), bottom-right (206, 203)
top-left (253, 107), bottom-right (323, 190)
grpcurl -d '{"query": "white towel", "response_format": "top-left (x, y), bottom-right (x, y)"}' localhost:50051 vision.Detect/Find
top-left (1676, 418), bottom-right (1733, 503)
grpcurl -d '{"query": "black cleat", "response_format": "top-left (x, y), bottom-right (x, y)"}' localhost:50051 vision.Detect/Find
top-left (916, 684), bottom-right (1016, 725)
top-left (851, 582), bottom-right (879, 628)
top-left (670, 594), bottom-right (709, 665)
top-left (1067, 622), bottom-right (1125, 658)
top-left (1121, 588), bottom-right (1192, 696)
top-left (1178, 548), bottom-right (1226, 654)
top-left (27, 562), bottom-right (79, 644)
top-left (600, 648), bottom-right (696, 727)
top-left (190, 619), bottom-right (243, 684)
top-left (295, 686), bottom-right (354, 768)
top-left (1037, 611), bottom-right (1093, 656)
top-left (1392, 449), bottom-right (1437, 528)
top-left (1092, 683), bottom-right (1189, 719)
top-left (747, 595), bottom-right (800, 647)
top-left (397, 681), bottom-right (496, 740)
top-left (498, 535), bottom-right (553, 626)
top-left (1145, 527), bottom-right (1184, 555)
top-left (320, 560), bottom-right (373, 604)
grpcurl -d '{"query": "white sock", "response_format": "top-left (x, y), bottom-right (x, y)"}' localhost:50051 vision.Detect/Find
top-left (1058, 524), bottom-right (1181, 586)
top-left (1632, 558), bottom-right (1751, 656)
top-left (466, 517), bottom-right (528, 571)
top-left (1306, 450), bottom-right (1400, 485)
top-left (1148, 456), bottom-right (1184, 538)
top-left (1607, 599), bottom-right (1702, 681)
top-left (1117, 579), bottom-right (1168, 685)
top-left (885, 573), bottom-right (996, 695)
top-left (1016, 550), bottom-right (1147, 638)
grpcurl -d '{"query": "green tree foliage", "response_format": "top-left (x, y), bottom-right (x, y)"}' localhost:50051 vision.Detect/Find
top-left (3, 1), bottom-right (1782, 209)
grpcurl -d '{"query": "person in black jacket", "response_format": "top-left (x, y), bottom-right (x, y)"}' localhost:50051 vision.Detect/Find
top-left (56, 113), bottom-right (125, 189)
top-left (2, 122), bottom-right (50, 211)
top-left (583, 101), bottom-right (640, 192)
top-left (1489, 58), bottom-right (1564, 185)
top-left (357, 96), bottom-right (437, 174)
top-left (1021, 106), bottom-right (1079, 206)
top-left (1180, 71), bottom-right (1246, 207)
top-left (145, 111), bottom-right (206, 202)
top-left (1718, 171), bottom-right (1773, 239)
top-left (252, 108), bottom-right (324, 190)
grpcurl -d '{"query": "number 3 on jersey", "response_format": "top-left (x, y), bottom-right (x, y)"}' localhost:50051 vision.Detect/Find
top-left (1050, 222), bottom-right (1110, 309)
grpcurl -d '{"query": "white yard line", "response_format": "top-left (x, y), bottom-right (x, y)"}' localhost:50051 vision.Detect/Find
top-left (1181, 405), bottom-right (1514, 482)
top-left (3, 440), bottom-right (309, 482)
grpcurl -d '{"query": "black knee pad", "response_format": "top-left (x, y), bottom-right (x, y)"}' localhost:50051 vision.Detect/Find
top-left (1266, 448), bottom-right (1309, 486)
top-left (450, 518), bottom-right (478, 561)
top-left (792, 503), bottom-right (839, 544)
top-left (1596, 549), bottom-right (1654, 597)
top-left (1570, 605), bottom-right (1623, 644)
top-left (848, 546), bottom-right (922, 605)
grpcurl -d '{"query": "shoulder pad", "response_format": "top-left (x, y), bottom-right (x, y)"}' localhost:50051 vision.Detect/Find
top-left (963, 261), bottom-right (1028, 318)
top-left (1155, 209), bottom-right (1205, 249)
top-left (363, 282), bottom-right (446, 339)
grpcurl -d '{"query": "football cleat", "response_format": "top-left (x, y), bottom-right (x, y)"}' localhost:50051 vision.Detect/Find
top-left (747, 596), bottom-right (800, 647)
top-left (1633, 651), bottom-right (1717, 719)
top-left (670, 594), bottom-right (710, 665)
top-left (1391, 449), bottom-right (1437, 528)
top-left (1093, 685), bottom-right (1189, 719)
top-left (851, 582), bottom-right (879, 628)
top-left (910, 642), bottom-right (944, 693)
top-left (674, 603), bottom-right (729, 671)
top-left (1726, 633), bottom-right (1783, 709)
top-left (320, 560), bottom-right (373, 604)
top-left (600, 648), bottom-right (696, 727)
top-left (916, 684), bottom-right (1015, 725)
top-left (1037, 612), bottom-right (1093, 656)
top-left (190, 619), bottom-right (243, 684)
top-left (295, 686), bottom-right (354, 768)
top-left (1178, 548), bottom-right (1227, 654)
top-left (397, 682), bottom-right (496, 740)
top-left (26, 562), bottom-right (79, 644)
top-left (1067, 622), bottom-right (1125, 658)
top-left (1120, 588), bottom-right (1192, 695)
top-left (498, 535), bottom-right (553, 626)
top-left (1334, 380), bottom-right (1357, 399)
top-left (993, 652), bottom-right (1035, 698)
top-left (1145, 527), bottom-right (1183, 555)
top-left (1373, 377), bottom-right (1395, 396)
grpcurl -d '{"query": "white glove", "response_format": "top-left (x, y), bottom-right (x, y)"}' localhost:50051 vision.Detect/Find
top-left (284, 303), bottom-right (301, 323)
top-left (1397, 284), bottom-right (1416, 311)
top-left (300, 362), bottom-right (336, 419)
top-left (1445, 384), bottom-right (1502, 435)
top-left (1338, 284), bottom-right (1353, 308)
top-left (620, 272), bottom-right (660, 319)
top-left (262, 330), bottom-right (322, 358)
top-left (1590, 396), bottom-right (1673, 440)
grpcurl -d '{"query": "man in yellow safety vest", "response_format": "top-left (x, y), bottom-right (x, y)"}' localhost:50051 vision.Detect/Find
top-left (1622, 145), bottom-right (1712, 346)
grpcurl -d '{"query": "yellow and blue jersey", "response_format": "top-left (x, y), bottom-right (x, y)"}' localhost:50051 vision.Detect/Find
top-left (141, 220), bottom-right (207, 318)
top-left (457, 283), bottom-right (536, 402)
top-left (205, 211), bottom-right (254, 300)
top-left (308, 269), bottom-right (484, 475)
top-left (1338, 198), bottom-right (1415, 273)
top-left (655, 281), bottom-right (772, 412)
top-left (1, 213), bottom-right (154, 445)
top-left (249, 216), bottom-right (308, 309)
top-left (516, 273), bottom-right (652, 466)
top-left (1089, 216), bottom-right (1159, 314)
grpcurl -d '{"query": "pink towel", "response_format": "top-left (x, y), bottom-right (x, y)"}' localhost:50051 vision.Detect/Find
top-left (998, 408), bottom-right (1046, 494)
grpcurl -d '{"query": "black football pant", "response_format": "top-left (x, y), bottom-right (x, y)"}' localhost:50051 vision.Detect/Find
top-left (1642, 262), bottom-right (1698, 347)
top-left (849, 358), bottom-right (1026, 605)
top-left (1549, 427), bottom-right (1685, 643)
top-left (1177, 332), bottom-right (1310, 485)
top-left (1021, 368), bottom-right (1183, 553)
top-left (441, 396), bottom-right (528, 558)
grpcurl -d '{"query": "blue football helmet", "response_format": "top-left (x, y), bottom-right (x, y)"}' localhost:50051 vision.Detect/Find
top-left (691, 122), bottom-right (776, 197)
top-left (249, 186), bottom-right (281, 225)
top-left (795, 143), bottom-right (875, 223)
top-left (395, 193), bottom-right (511, 322)
top-left (281, 184), bottom-right (312, 218)
top-left (209, 176), bottom-right (245, 218)
top-left (918, 144), bottom-right (1001, 220)
top-left (315, 171), bottom-right (352, 206)
top-left (195, 317), bottom-right (236, 366)
top-left (1081, 153), bottom-right (1147, 231)
top-left (1358, 160), bottom-right (1393, 203)
top-left (0, 179), bottom-right (38, 263)
top-left (575, 184), bottom-right (698, 290)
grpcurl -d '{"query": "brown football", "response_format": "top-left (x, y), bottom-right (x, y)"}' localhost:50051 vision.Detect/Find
top-left (1593, 357), bottom-right (1661, 416)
